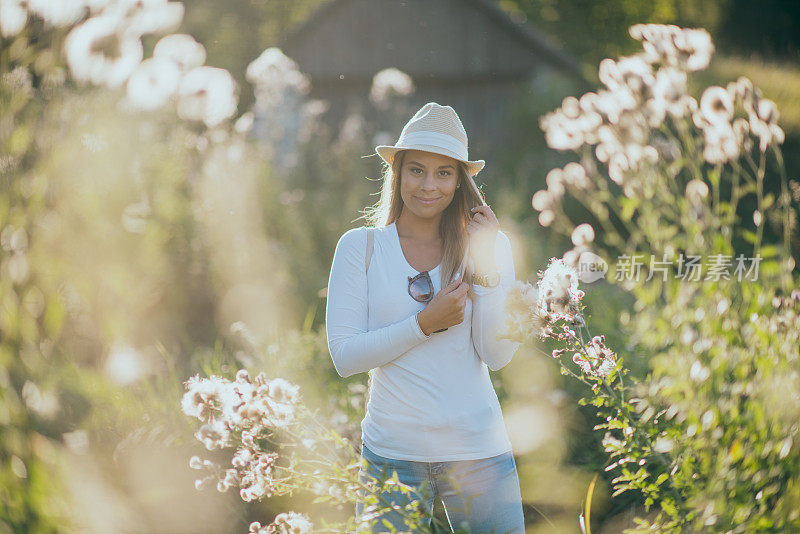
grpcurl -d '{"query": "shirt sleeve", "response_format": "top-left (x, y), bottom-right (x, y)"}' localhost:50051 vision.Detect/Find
top-left (470, 230), bottom-right (521, 371)
top-left (325, 227), bottom-right (430, 378)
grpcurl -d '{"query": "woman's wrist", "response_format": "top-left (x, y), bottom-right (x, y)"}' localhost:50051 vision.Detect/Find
top-left (416, 310), bottom-right (432, 337)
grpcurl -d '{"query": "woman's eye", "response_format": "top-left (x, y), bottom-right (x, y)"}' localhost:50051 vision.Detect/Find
top-left (408, 167), bottom-right (450, 176)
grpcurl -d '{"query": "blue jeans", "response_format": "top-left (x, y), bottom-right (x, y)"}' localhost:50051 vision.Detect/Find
top-left (355, 443), bottom-right (525, 533)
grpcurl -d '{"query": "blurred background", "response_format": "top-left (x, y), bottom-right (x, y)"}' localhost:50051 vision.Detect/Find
top-left (1, 0), bottom-right (799, 532)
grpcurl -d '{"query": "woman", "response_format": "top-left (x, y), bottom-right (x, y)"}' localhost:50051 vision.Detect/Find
top-left (325, 102), bottom-right (524, 533)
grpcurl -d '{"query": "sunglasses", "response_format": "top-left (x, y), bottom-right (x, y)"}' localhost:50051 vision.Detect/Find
top-left (408, 271), bottom-right (448, 333)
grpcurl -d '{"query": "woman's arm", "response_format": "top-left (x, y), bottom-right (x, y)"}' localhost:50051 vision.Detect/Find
top-left (325, 227), bottom-right (430, 378)
top-left (470, 230), bottom-right (521, 371)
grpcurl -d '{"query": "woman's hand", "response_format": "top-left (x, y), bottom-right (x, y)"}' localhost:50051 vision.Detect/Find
top-left (467, 205), bottom-right (500, 274)
top-left (417, 276), bottom-right (470, 335)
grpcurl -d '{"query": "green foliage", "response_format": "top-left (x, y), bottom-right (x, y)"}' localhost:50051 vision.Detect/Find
top-left (520, 23), bottom-right (800, 532)
top-left (499, 0), bottom-right (730, 76)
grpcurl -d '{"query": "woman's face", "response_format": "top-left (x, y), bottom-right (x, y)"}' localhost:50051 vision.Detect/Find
top-left (399, 149), bottom-right (460, 220)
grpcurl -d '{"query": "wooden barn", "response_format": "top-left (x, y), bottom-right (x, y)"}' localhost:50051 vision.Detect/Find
top-left (276, 0), bottom-right (586, 168)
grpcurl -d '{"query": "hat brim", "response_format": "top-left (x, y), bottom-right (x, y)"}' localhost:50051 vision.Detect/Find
top-left (375, 145), bottom-right (485, 178)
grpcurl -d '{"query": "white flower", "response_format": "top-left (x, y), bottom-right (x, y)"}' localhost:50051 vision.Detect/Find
top-left (572, 334), bottom-right (616, 378)
top-left (223, 467), bottom-right (239, 487)
top-left (748, 97), bottom-right (785, 152)
top-left (231, 447), bottom-right (253, 469)
top-left (562, 162), bottom-right (591, 189)
top-left (699, 86), bottom-right (733, 126)
top-left (726, 77), bottom-right (784, 152)
top-left (702, 122), bottom-right (739, 165)
top-left (537, 257), bottom-right (584, 321)
top-left (674, 28), bottom-right (714, 71)
top-left (594, 112), bottom-right (654, 184)
top-left (369, 67), bottom-right (415, 108)
top-left (267, 378), bottom-right (300, 405)
top-left (593, 125), bottom-right (623, 163)
top-left (153, 33), bottom-right (206, 72)
top-left (539, 109), bottom-right (585, 151)
top-left (65, 13), bottom-right (143, 88)
top-left (265, 399), bottom-right (295, 428)
top-left (560, 96), bottom-right (581, 119)
top-left (0, 0), bottom-right (28, 38)
top-left (125, 56), bottom-right (181, 110)
top-left (195, 419), bottom-right (231, 450)
top-left (599, 55), bottom-right (654, 96)
top-left (123, 0), bottom-right (183, 36)
top-left (685, 179), bottom-right (709, 205)
top-left (181, 374), bottom-right (234, 420)
top-left (235, 368), bottom-right (251, 384)
top-left (571, 224), bottom-right (595, 246)
top-left (237, 450), bottom-right (280, 501)
top-left (646, 67), bottom-right (690, 124)
top-left (27, 0), bottom-right (85, 27)
top-left (631, 24), bottom-right (680, 65)
top-left (750, 118), bottom-right (784, 152)
top-left (246, 47), bottom-right (310, 107)
top-left (728, 76), bottom-right (755, 107)
top-left (581, 90), bottom-right (632, 126)
top-left (531, 189), bottom-right (554, 211)
top-left (177, 66), bottom-right (238, 127)
top-left (755, 98), bottom-right (778, 124)
top-left (630, 24), bottom-right (713, 72)
top-left (545, 168), bottom-right (565, 199)
top-left (253, 512), bottom-right (313, 534)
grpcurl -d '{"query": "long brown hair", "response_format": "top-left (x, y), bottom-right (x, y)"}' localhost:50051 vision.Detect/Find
top-left (362, 149), bottom-right (486, 287)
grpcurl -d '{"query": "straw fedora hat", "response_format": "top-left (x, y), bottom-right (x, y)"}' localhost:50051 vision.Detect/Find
top-left (374, 102), bottom-right (485, 178)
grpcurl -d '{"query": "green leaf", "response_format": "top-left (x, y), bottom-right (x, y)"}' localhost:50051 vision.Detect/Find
top-left (611, 486), bottom-right (631, 497)
top-left (619, 197), bottom-right (639, 222)
top-left (758, 245), bottom-right (779, 259)
top-left (741, 230), bottom-right (757, 244)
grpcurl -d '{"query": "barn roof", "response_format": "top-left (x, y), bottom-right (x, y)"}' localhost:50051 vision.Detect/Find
top-left (278, 0), bottom-right (586, 85)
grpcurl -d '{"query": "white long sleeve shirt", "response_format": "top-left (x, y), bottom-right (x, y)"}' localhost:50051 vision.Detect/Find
top-left (325, 221), bottom-right (520, 461)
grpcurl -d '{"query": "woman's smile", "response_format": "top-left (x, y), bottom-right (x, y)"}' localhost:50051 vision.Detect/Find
top-left (415, 195), bottom-right (442, 206)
